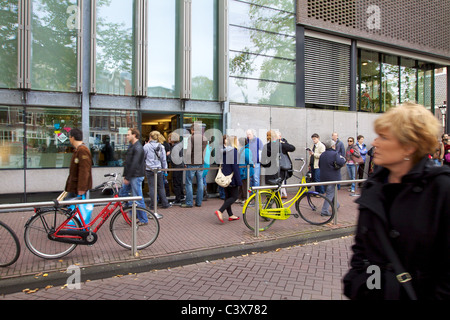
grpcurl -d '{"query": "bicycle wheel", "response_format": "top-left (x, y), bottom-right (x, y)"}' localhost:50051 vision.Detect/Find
top-left (295, 192), bottom-right (335, 225)
top-left (24, 209), bottom-right (81, 259)
top-left (0, 221), bottom-right (21, 267)
top-left (110, 206), bottom-right (159, 250)
top-left (243, 191), bottom-right (281, 232)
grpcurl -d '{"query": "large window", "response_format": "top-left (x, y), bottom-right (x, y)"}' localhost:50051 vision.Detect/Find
top-left (0, 1), bottom-right (19, 89)
top-left (89, 110), bottom-right (139, 167)
top-left (147, 0), bottom-right (179, 98)
top-left (0, 106), bottom-right (23, 169)
top-left (381, 54), bottom-right (400, 110)
top-left (191, 0), bottom-right (218, 101)
top-left (358, 50), bottom-right (380, 112)
top-left (0, 107), bottom-right (81, 169)
top-left (96, 0), bottom-right (134, 96)
top-left (358, 49), bottom-right (440, 113)
top-left (229, 0), bottom-right (296, 107)
top-left (31, 0), bottom-right (79, 92)
top-left (400, 58), bottom-right (417, 104)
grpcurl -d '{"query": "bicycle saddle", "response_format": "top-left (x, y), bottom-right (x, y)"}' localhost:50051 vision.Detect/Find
top-left (266, 177), bottom-right (283, 186)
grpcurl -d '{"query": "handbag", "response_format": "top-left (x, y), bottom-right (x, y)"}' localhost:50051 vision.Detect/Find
top-left (280, 152), bottom-right (292, 171)
top-left (279, 142), bottom-right (292, 171)
top-left (215, 166), bottom-right (234, 188)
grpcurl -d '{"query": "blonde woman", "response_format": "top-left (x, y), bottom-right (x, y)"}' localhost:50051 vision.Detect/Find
top-left (143, 131), bottom-right (171, 214)
top-left (344, 103), bottom-right (450, 300)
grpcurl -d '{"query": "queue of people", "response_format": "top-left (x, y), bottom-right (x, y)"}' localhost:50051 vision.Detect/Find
top-left (64, 102), bottom-right (449, 300)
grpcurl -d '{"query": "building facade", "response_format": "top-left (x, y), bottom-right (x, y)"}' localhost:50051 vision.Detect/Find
top-left (0, 0), bottom-right (449, 198)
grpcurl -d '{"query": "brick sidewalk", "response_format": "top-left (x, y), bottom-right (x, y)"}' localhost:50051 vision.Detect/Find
top-left (0, 188), bottom-right (359, 294)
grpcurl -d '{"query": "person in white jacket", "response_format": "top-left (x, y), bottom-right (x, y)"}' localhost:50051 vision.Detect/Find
top-left (143, 131), bottom-right (171, 214)
top-left (308, 133), bottom-right (326, 194)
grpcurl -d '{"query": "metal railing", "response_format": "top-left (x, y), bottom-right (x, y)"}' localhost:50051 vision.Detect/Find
top-left (0, 196), bottom-right (142, 256)
top-left (153, 165), bottom-right (365, 237)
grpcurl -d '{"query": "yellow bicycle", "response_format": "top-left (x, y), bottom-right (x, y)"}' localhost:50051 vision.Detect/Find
top-left (242, 158), bottom-right (335, 231)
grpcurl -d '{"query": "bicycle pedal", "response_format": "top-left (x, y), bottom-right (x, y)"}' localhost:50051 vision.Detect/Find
top-left (293, 214), bottom-right (299, 218)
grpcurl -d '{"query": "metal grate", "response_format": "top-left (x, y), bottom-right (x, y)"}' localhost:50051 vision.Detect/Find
top-left (307, 0), bottom-right (356, 28)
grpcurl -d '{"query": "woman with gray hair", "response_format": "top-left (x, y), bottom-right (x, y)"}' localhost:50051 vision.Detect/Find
top-left (318, 139), bottom-right (346, 216)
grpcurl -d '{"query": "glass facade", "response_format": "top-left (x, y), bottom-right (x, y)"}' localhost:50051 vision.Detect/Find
top-left (358, 49), bottom-right (441, 113)
top-left (191, 0), bottom-right (218, 101)
top-left (229, 0), bottom-right (296, 107)
top-left (0, 1), bottom-right (19, 89)
top-left (0, 106), bottom-right (23, 169)
top-left (147, 0), bottom-right (179, 98)
top-left (95, 0), bottom-right (134, 95)
top-left (31, 0), bottom-right (78, 92)
top-left (89, 110), bottom-right (139, 167)
top-left (0, 106), bottom-right (81, 169)
top-left (0, 1), bottom-right (448, 176)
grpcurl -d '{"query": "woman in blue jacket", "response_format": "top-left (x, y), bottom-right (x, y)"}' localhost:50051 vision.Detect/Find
top-left (215, 135), bottom-right (242, 223)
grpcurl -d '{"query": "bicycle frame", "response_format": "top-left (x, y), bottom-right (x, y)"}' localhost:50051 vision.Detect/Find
top-left (255, 158), bottom-right (310, 220)
top-left (47, 195), bottom-right (127, 243)
top-left (257, 175), bottom-right (309, 220)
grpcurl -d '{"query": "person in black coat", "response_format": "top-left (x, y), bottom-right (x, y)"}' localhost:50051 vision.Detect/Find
top-left (260, 130), bottom-right (296, 186)
top-left (343, 103), bottom-right (450, 300)
top-left (318, 139), bottom-right (346, 216)
top-left (215, 135), bottom-right (242, 223)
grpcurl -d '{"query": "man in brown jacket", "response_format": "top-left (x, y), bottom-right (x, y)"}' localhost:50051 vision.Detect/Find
top-left (65, 128), bottom-right (93, 197)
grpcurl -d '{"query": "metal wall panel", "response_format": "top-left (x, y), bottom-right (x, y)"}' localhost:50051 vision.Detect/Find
top-left (297, 0), bottom-right (450, 60)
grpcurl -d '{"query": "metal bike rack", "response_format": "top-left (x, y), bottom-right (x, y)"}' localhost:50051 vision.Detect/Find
top-left (0, 196), bottom-right (142, 257)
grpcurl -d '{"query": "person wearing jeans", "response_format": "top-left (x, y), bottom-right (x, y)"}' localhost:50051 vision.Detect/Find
top-left (120, 128), bottom-right (150, 224)
top-left (345, 137), bottom-right (361, 193)
top-left (182, 123), bottom-right (207, 208)
top-left (184, 165), bottom-right (204, 207)
top-left (119, 176), bottom-right (148, 222)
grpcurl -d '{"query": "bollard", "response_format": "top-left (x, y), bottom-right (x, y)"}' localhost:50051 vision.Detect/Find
top-left (254, 189), bottom-right (260, 237)
top-left (333, 184), bottom-right (338, 225)
top-left (132, 201), bottom-right (137, 257)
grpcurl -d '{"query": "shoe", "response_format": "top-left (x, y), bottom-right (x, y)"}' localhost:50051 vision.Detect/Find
top-left (228, 216), bottom-right (240, 221)
top-left (161, 203), bottom-right (172, 209)
top-left (281, 195), bottom-right (288, 199)
top-left (181, 204), bottom-right (193, 208)
top-left (195, 204), bottom-right (202, 207)
top-left (137, 221), bottom-right (148, 226)
top-left (320, 213), bottom-right (332, 217)
top-left (215, 211), bottom-right (224, 223)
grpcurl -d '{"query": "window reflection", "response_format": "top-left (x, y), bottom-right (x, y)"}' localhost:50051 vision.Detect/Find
top-left (89, 110), bottom-right (139, 167)
top-left (228, 0), bottom-right (296, 107)
top-left (400, 58), bottom-right (417, 103)
top-left (0, 107), bottom-right (81, 169)
top-left (96, 0), bottom-right (134, 96)
top-left (31, 0), bottom-right (78, 92)
top-left (359, 50), bottom-right (380, 112)
top-left (191, 0), bottom-right (218, 101)
top-left (0, 106), bottom-right (24, 169)
top-left (0, 1), bottom-right (19, 89)
top-left (147, 0), bottom-right (179, 98)
top-left (381, 54), bottom-right (399, 111)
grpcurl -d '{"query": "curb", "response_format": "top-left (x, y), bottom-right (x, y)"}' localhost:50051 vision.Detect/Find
top-left (0, 226), bottom-right (355, 295)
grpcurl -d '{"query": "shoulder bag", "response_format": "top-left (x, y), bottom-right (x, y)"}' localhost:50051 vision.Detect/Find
top-left (373, 218), bottom-right (418, 300)
top-left (215, 165), bottom-right (234, 188)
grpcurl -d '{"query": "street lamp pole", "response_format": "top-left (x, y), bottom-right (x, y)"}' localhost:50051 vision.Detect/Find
top-left (439, 101), bottom-right (447, 134)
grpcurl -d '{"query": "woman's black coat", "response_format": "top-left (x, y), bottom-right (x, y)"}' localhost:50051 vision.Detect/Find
top-left (260, 139), bottom-right (296, 184)
top-left (343, 157), bottom-right (450, 300)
